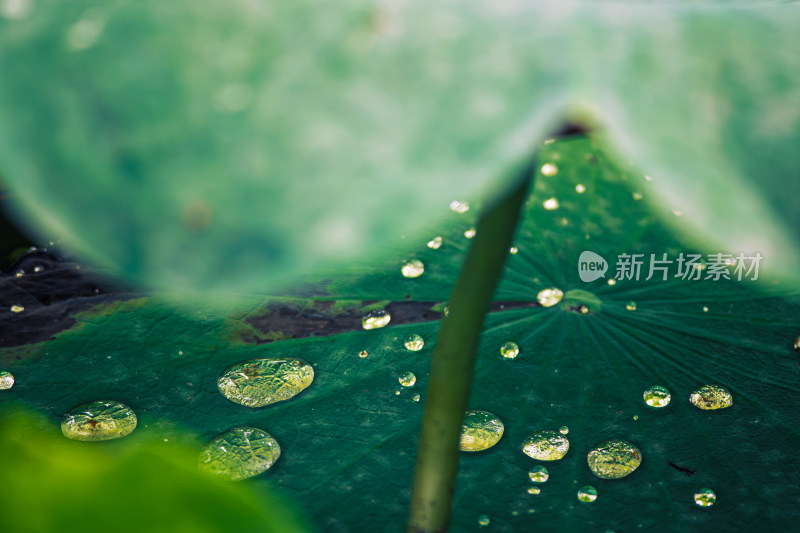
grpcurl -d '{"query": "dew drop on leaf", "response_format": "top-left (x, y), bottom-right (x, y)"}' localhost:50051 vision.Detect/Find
top-left (528, 465), bottom-right (549, 483)
top-left (587, 440), bottom-right (642, 480)
top-left (689, 384), bottom-right (733, 410)
top-left (459, 410), bottom-right (504, 452)
top-left (358, 350), bottom-right (369, 358)
top-left (449, 200), bottom-right (469, 214)
top-left (427, 236), bottom-right (443, 249)
top-left (577, 486), bottom-right (598, 503)
top-left (217, 358), bottom-right (314, 408)
top-left (9, 304), bottom-right (24, 313)
top-left (626, 301), bottom-right (637, 311)
top-left (527, 487), bottom-right (541, 495)
top-left (61, 400), bottom-right (137, 441)
top-left (575, 184), bottom-right (586, 193)
top-left (643, 385), bottom-right (671, 408)
top-left (464, 228), bottom-right (476, 239)
top-left (404, 334), bottom-right (424, 352)
top-left (542, 198), bottom-right (559, 211)
top-left (559, 426), bottom-right (569, 435)
top-left (398, 372), bottom-right (416, 387)
top-left (198, 427), bottom-right (280, 481)
top-left (540, 163), bottom-right (558, 176)
top-left (509, 246), bottom-right (519, 255)
top-left (478, 514), bottom-right (490, 527)
top-left (362, 310), bottom-right (391, 330)
top-left (412, 393), bottom-right (420, 402)
top-left (500, 341), bottom-right (519, 359)
top-left (0, 370), bottom-right (14, 390)
top-left (537, 288), bottom-right (563, 307)
top-left (401, 259), bottom-right (424, 278)
top-left (521, 430), bottom-right (569, 461)
top-left (694, 488), bottom-right (717, 507)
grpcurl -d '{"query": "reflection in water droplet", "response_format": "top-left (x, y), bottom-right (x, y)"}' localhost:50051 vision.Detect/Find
top-left (405, 334), bottom-right (424, 351)
top-left (575, 184), bottom-right (586, 193)
top-left (10, 305), bottom-right (24, 313)
top-left (358, 350), bottom-right (369, 358)
top-left (643, 385), bottom-right (671, 408)
top-left (578, 486), bottom-right (598, 502)
top-left (412, 393), bottom-right (421, 402)
top-left (399, 372), bottom-right (416, 387)
top-left (528, 465), bottom-right (549, 483)
top-left (587, 440), bottom-right (642, 479)
top-left (199, 427), bottom-right (280, 481)
top-left (509, 246), bottom-right (519, 255)
top-left (559, 426), bottom-right (569, 435)
top-left (402, 259), bottom-right (425, 278)
top-left (460, 410), bottom-right (504, 452)
top-left (427, 236), bottom-right (443, 249)
top-left (542, 198), bottom-right (559, 211)
top-left (449, 200), bottom-right (470, 214)
top-left (0, 370), bottom-right (14, 390)
top-left (478, 515), bottom-right (490, 527)
top-left (500, 342), bottom-right (519, 359)
top-left (537, 288), bottom-right (563, 307)
top-left (218, 358), bottom-right (314, 408)
top-left (540, 163), bottom-right (558, 176)
top-left (464, 228), bottom-right (476, 239)
top-left (694, 488), bottom-right (716, 507)
top-left (362, 310), bottom-right (391, 330)
top-left (61, 400), bottom-right (137, 441)
top-left (527, 486), bottom-right (541, 495)
top-left (521, 430), bottom-right (569, 460)
top-left (690, 385), bottom-right (732, 410)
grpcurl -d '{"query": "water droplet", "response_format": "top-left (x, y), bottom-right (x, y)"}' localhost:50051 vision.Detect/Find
top-left (427, 236), bottom-right (443, 249)
top-left (528, 465), bottom-right (549, 483)
top-left (218, 358), bottom-right (314, 408)
top-left (478, 514), bottom-right (490, 527)
top-left (401, 259), bottom-right (425, 278)
top-left (543, 138), bottom-right (556, 145)
top-left (643, 385), bottom-right (671, 408)
top-left (61, 400), bottom-right (137, 441)
top-left (537, 288), bottom-right (563, 307)
top-left (607, 279), bottom-right (616, 286)
top-left (632, 414), bottom-right (639, 420)
top-left (405, 334), bottom-right (424, 352)
top-left (521, 430), bottom-right (569, 461)
top-left (540, 163), bottom-right (558, 176)
top-left (65, 12), bottom-right (106, 51)
top-left (449, 200), bottom-right (470, 214)
top-left (575, 184), bottom-right (586, 193)
top-left (632, 192), bottom-right (644, 201)
top-left (587, 440), bottom-right (642, 479)
top-left (33, 265), bottom-right (43, 273)
top-left (694, 488), bottom-right (716, 507)
top-left (794, 335), bottom-right (799, 352)
top-left (527, 486), bottom-right (541, 495)
top-left (542, 198), bottom-right (559, 211)
top-left (1, 0), bottom-right (34, 20)
top-left (0, 370), bottom-right (14, 390)
top-left (509, 246), bottom-right (519, 255)
top-left (399, 372), bottom-right (416, 387)
top-left (10, 305), bottom-right (24, 313)
top-left (690, 384), bottom-right (732, 410)
top-left (500, 342), bottom-right (519, 359)
top-left (577, 485), bottom-right (598, 503)
top-left (442, 305), bottom-right (450, 317)
top-left (199, 427), bottom-right (280, 481)
top-left (559, 426), bottom-right (569, 435)
top-left (464, 228), bottom-right (476, 239)
top-left (358, 350), bottom-right (369, 358)
top-left (412, 393), bottom-right (421, 402)
top-left (460, 410), bottom-right (504, 452)
top-left (362, 310), bottom-right (391, 330)
top-left (703, 306), bottom-right (709, 312)
top-left (626, 301), bottom-right (637, 311)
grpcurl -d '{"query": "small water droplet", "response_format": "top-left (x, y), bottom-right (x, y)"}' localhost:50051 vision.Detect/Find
top-left (412, 393), bottom-right (421, 402)
top-left (395, 390), bottom-right (401, 396)
top-left (405, 334), bottom-right (424, 351)
top-left (521, 430), bottom-right (569, 460)
top-left (427, 236), bottom-right (443, 249)
top-left (14, 271), bottom-right (23, 278)
top-left (587, 440), bottom-right (642, 479)
top-left (442, 305), bottom-right (450, 317)
top-left (399, 372), bottom-right (416, 387)
top-left (509, 246), bottom-right (519, 255)
top-left (401, 259), bottom-right (425, 278)
top-left (500, 342), bottom-right (519, 359)
top-left (643, 385), bottom-right (671, 408)
top-left (577, 485), bottom-right (598, 503)
top-left (10, 305), bottom-right (24, 313)
top-left (626, 301), bottom-right (637, 311)
top-left (703, 306), bottom-right (709, 312)
top-left (464, 228), bottom-right (476, 239)
top-left (0, 370), bottom-right (14, 390)
top-left (542, 198), bottom-right (559, 211)
top-left (537, 288), bottom-right (563, 307)
top-left (632, 192), bottom-right (643, 201)
top-left (199, 427), bottom-right (280, 481)
top-left (527, 486), bottom-right (541, 495)
top-left (690, 385), bottom-right (732, 410)
top-left (793, 335), bottom-right (799, 352)
top-left (359, 350), bottom-right (369, 358)
top-left (575, 184), bottom-right (586, 193)
top-left (61, 400), bottom-right (137, 441)
top-left (362, 310), bottom-right (391, 330)
top-left (694, 488), bottom-right (717, 507)
top-left (632, 414), bottom-right (639, 420)
top-left (460, 410), bottom-right (504, 452)
top-left (559, 426), bottom-right (569, 435)
top-left (540, 163), bottom-right (558, 177)
top-left (528, 465), bottom-right (549, 483)
top-left (478, 514), bottom-right (490, 527)
top-left (218, 358), bottom-right (314, 407)
top-left (449, 200), bottom-right (470, 214)
top-left (33, 265), bottom-right (43, 273)
top-left (607, 279), bottom-right (616, 286)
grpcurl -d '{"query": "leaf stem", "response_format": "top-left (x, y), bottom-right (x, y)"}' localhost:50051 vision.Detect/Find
top-left (407, 168), bottom-right (533, 532)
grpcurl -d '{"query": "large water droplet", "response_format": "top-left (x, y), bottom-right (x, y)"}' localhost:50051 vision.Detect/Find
top-left (427, 236), bottom-right (443, 249)
top-left (218, 358), bottom-right (314, 408)
top-left (449, 200), bottom-right (470, 214)
top-left (694, 488), bottom-right (716, 507)
top-left (61, 400), bottom-right (137, 441)
top-left (9, 305), bottom-right (23, 313)
top-left (405, 334), bottom-right (424, 351)
top-left (478, 514), bottom-right (490, 527)
top-left (537, 288), bottom-right (563, 307)
top-left (577, 486), bottom-right (598, 503)
top-left (521, 430), bottom-right (569, 460)
top-left (199, 427), bottom-right (280, 481)
top-left (401, 259), bottom-right (425, 278)
top-left (0, 370), bottom-right (14, 390)
top-left (689, 384), bottom-right (733, 410)
top-left (528, 465), bottom-right (549, 483)
top-left (500, 342), bottom-right (519, 359)
top-left (460, 410), bottom-right (504, 452)
top-left (643, 385), bottom-right (671, 408)
top-left (399, 372), bottom-right (416, 387)
top-left (362, 310), bottom-right (391, 330)
top-left (587, 440), bottom-right (642, 479)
